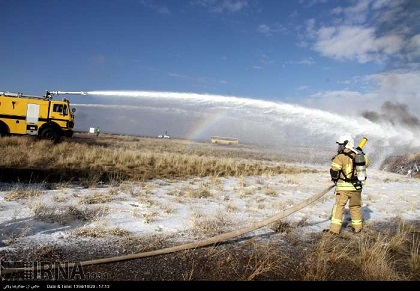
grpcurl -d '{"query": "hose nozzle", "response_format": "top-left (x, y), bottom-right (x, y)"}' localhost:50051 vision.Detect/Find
top-left (358, 137), bottom-right (368, 149)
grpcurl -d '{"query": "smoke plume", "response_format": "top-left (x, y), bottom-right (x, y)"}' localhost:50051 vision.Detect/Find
top-left (362, 101), bottom-right (420, 129)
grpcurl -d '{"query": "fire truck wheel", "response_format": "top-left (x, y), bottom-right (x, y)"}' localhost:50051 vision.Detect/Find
top-left (41, 128), bottom-right (60, 143)
top-left (0, 124), bottom-right (8, 137)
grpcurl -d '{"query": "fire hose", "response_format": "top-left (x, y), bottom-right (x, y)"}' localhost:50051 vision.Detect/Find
top-left (2, 184), bottom-right (334, 275)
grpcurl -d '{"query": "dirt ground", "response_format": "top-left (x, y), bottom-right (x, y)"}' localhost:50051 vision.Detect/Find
top-left (0, 232), bottom-right (351, 281)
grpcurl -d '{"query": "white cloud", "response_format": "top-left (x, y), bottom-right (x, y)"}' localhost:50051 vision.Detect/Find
top-left (338, 0), bottom-right (370, 24)
top-left (299, 0), bottom-right (328, 8)
top-left (283, 56), bottom-right (316, 67)
top-left (299, 69), bottom-right (420, 119)
top-left (369, 70), bottom-right (420, 113)
top-left (257, 23), bottom-right (288, 36)
top-left (304, 0), bottom-right (416, 65)
top-left (406, 34), bottom-right (420, 62)
top-left (192, 0), bottom-right (249, 13)
top-left (297, 56), bottom-right (315, 65)
top-left (139, 0), bottom-right (171, 14)
top-left (257, 24), bottom-right (271, 35)
top-left (314, 25), bottom-right (403, 63)
top-left (218, 0), bottom-right (249, 13)
top-left (302, 89), bottom-right (378, 115)
top-left (297, 0), bottom-right (419, 133)
top-left (305, 18), bottom-right (316, 37)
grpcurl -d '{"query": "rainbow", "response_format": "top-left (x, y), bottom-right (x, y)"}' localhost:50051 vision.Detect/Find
top-left (185, 110), bottom-right (229, 141)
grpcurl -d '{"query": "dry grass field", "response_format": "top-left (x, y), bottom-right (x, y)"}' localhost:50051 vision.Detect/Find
top-left (0, 133), bottom-right (419, 282)
top-left (0, 132), bottom-right (315, 184)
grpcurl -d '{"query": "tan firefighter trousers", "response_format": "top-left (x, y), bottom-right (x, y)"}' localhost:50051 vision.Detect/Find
top-left (329, 190), bottom-right (363, 234)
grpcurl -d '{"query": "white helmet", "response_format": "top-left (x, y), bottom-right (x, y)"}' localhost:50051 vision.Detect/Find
top-left (336, 134), bottom-right (354, 148)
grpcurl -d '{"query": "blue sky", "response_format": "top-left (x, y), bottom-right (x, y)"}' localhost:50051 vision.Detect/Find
top-left (1, 0), bottom-right (420, 144)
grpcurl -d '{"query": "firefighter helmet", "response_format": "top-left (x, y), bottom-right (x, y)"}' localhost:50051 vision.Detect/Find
top-left (336, 134), bottom-right (354, 148)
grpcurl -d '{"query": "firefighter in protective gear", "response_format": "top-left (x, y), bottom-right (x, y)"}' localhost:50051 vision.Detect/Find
top-left (329, 135), bottom-right (370, 234)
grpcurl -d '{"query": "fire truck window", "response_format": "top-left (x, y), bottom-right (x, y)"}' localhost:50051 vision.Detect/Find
top-left (63, 105), bottom-right (68, 115)
top-left (53, 104), bottom-right (63, 112)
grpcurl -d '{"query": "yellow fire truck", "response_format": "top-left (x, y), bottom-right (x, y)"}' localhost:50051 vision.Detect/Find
top-left (0, 90), bottom-right (82, 143)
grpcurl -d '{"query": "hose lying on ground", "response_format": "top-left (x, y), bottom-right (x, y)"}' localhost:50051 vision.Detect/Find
top-left (2, 184), bottom-right (335, 275)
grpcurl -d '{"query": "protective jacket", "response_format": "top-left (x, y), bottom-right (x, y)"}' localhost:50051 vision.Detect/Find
top-left (330, 148), bottom-right (370, 191)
